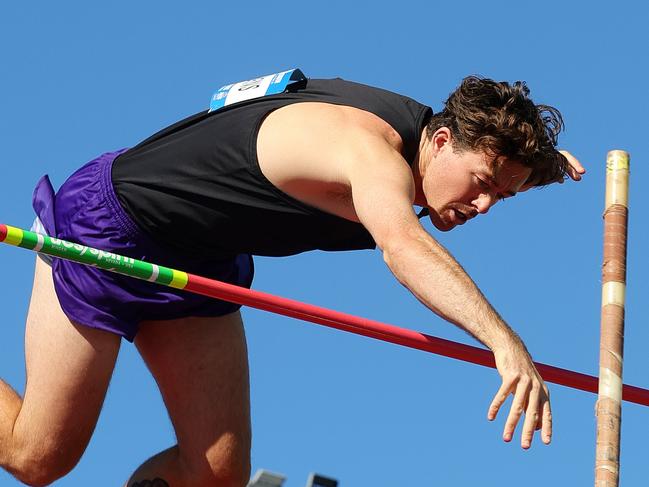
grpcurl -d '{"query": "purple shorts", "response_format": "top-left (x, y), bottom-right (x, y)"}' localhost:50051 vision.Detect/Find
top-left (32, 149), bottom-right (254, 342)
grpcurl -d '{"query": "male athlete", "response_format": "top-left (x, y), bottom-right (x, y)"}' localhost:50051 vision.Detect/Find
top-left (0, 73), bottom-right (584, 486)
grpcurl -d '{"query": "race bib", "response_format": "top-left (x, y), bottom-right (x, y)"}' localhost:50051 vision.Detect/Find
top-left (209, 68), bottom-right (306, 112)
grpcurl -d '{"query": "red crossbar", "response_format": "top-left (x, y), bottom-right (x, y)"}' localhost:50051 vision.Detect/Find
top-left (184, 274), bottom-right (649, 407)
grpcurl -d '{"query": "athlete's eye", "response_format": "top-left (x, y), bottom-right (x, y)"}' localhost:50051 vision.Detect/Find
top-left (475, 176), bottom-right (490, 189)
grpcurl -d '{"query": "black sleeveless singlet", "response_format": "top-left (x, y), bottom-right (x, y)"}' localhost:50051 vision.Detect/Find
top-left (111, 78), bottom-right (432, 258)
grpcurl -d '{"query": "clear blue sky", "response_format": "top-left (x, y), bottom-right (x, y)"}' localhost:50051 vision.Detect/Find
top-left (1, 1), bottom-right (647, 485)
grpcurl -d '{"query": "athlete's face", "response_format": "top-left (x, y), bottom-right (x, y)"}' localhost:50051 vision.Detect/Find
top-left (421, 128), bottom-right (532, 232)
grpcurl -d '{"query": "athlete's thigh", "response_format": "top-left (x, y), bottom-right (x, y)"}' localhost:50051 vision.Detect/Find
top-left (134, 312), bottom-right (251, 465)
top-left (15, 257), bottom-right (121, 458)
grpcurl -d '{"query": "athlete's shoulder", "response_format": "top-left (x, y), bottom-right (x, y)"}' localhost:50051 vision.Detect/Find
top-left (306, 77), bottom-right (428, 104)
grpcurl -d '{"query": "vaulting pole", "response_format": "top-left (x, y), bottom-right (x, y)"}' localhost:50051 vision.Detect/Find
top-left (595, 150), bottom-right (630, 487)
top-left (1, 222), bottom-right (648, 406)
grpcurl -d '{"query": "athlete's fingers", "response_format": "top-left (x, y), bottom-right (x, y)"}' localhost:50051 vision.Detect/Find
top-left (502, 379), bottom-right (531, 443)
top-left (520, 386), bottom-right (541, 449)
top-left (559, 150), bottom-right (586, 181)
top-left (488, 377), bottom-right (516, 421)
top-left (541, 396), bottom-right (553, 445)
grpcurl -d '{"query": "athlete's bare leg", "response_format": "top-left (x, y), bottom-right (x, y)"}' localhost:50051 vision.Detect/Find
top-left (0, 258), bottom-right (121, 485)
top-left (124, 311), bottom-right (251, 487)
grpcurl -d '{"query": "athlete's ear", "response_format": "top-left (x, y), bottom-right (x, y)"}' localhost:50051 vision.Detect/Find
top-left (430, 127), bottom-right (452, 155)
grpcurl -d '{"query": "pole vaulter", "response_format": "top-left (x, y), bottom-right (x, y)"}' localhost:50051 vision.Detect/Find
top-left (1, 223), bottom-right (648, 407)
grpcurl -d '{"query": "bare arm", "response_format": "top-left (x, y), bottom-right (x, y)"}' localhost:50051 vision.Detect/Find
top-left (259, 104), bottom-right (552, 447)
top-left (345, 136), bottom-right (551, 448)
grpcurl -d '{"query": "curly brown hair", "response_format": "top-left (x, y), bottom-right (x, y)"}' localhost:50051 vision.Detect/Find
top-left (426, 76), bottom-right (568, 187)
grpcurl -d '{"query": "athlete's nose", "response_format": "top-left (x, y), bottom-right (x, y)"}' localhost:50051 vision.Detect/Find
top-left (473, 193), bottom-right (495, 214)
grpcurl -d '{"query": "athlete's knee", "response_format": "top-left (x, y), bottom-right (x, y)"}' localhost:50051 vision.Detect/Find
top-left (208, 451), bottom-right (251, 487)
top-left (184, 434), bottom-right (251, 487)
top-left (7, 436), bottom-right (84, 486)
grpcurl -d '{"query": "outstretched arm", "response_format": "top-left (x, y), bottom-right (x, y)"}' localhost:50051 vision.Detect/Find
top-left (346, 139), bottom-right (551, 449)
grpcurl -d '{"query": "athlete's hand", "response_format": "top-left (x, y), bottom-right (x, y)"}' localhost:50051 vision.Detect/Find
top-left (487, 344), bottom-right (552, 449)
top-left (519, 150), bottom-right (585, 191)
top-left (559, 150), bottom-right (586, 182)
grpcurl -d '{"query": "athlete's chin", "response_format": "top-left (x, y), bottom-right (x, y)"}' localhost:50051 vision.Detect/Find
top-left (434, 222), bottom-right (456, 232)
top-left (429, 213), bottom-right (456, 232)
